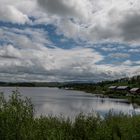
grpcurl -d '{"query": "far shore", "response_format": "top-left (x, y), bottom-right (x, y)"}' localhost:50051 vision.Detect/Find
top-left (63, 87), bottom-right (140, 106)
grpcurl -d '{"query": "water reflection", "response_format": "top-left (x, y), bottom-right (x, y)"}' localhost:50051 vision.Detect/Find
top-left (1, 87), bottom-right (140, 118)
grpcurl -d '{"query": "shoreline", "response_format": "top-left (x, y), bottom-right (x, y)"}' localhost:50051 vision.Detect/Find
top-left (65, 88), bottom-right (140, 106)
top-left (1, 85), bottom-right (140, 105)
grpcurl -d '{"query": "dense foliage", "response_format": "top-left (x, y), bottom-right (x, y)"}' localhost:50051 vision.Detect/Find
top-left (1, 91), bottom-right (140, 140)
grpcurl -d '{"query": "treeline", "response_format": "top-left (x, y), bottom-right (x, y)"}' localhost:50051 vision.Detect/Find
top-left (0, 82), bottom-right (62, 87)
top-left (60, 75), bottom-right (140, 93)
top-left (1, 91), bottom-right (140, 140)
top-left (1, 75), bottom-right (140, 88)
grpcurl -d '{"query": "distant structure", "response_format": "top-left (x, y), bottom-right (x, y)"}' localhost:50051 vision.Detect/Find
top-left (109, 86), bottom-right (117, 90)
top-left (108, 86), bottom-right (140, 95)
top-left (130, 88), bottom-right (140, 94)
top-left (116, 86), bottom-right (130, 91)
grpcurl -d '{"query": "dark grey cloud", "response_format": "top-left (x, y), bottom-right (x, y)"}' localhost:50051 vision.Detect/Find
top-left (120, 12), bottom-right (140, 42)
top-left (38, 0), bottom-right (74, 16)
top-left (37, 0), bottom-right (88, 19)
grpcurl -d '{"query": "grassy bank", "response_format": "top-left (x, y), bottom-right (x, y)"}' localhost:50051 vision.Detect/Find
top-left (1, 91), bottom-right (140, 140)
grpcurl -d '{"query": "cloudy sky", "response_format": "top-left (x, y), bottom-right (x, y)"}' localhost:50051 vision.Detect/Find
top-left (0, 0), bottom-right (140, 82)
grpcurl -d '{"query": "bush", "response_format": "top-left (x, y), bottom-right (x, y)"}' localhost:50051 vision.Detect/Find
top-left (0, 90), bottom-right (34, 140)
top-left (1, 91), bottom-right (140, 140)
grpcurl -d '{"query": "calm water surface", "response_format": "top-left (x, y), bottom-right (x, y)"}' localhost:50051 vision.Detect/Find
top-left (1, 87), bottom-right (140, 118)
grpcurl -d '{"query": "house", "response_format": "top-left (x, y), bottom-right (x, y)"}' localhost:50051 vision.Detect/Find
top-left (108, 86), bottom-right (117, 90)
top-left (116, 86), bottom-right (130, 91)
top-left (130, 88), bottom-right (140, 94)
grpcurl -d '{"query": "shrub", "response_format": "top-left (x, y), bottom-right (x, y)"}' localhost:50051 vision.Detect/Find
top-left (1, 91), bottom-right (140, 140)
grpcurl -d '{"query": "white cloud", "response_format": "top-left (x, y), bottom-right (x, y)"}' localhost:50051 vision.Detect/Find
top-left (128, 48), bottom-right (140, 53)
top-left (123, 60), bottom-right (140, 66)
top-left (56, 19), bottom-right (81, 39)
top-left (0, 42), bottom-right (139, 82)
top-left (0, 0), bottom-right (140, 44)
top-left (0, 5), bottom-right (29, 24)
top-left (0, 0), bottom-right (140, 82)
top-left (0, 27), bottom-right (53, 50)
top-left (0, 44), bottom-right (21, 59)
top-left (101, 47), bottom-right (117, 52)
top-left (37, 0), bottom-right (140, 44)
top-left (0, 43), bottom-right (105, 82)
top-left (108, 53), bottom-right (130, 59)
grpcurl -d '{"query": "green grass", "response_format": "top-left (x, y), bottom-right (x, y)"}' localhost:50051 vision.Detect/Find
top-left (1, 91), bottom-right (140, 140)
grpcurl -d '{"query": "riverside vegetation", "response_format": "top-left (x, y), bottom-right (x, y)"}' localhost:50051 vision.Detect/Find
top-left (61, 75), bottom-right (140, 105)
top-left (1, 91), bottom-right (140, 140)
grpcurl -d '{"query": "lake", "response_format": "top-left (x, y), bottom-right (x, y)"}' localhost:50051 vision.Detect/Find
top-left (1, 87), bottom-right (140, 118)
